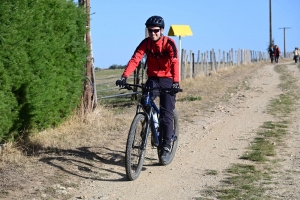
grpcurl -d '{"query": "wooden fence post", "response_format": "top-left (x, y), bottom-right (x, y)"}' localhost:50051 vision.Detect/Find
top-left (196, 50), bottom-right (200, 76)
top-left (203, 52), bottom-right (205, 76)
top-left (132, 62), bottom-right (142, 100)
top-left (238, 49), bottom-right (241, 65)
top-left (218, 49), bottom-right (221, 70)
top-left (184, 50), bottom-right (187, 79)
top-left (222, 51), bottom-right (225, 69)
top-left (242, 49), bottom-right (244, 64)
top-left (231, 48), bottom-right (234, 66)
top-left (231, 50), bottom-right (233, 66)
top-left (206, 51), bottom-right (209, 76)
top-left (227, 52), bottom-right (229, 67)
top-left (210, 50), bottom-right (213, 72)
top-left (212, 49), bottom-right (216, 72)
top-left (79, 0), bottom-right (97, 115)
top-left (247, 50), bottom-right (249, 63)
top-left (181, 49), bottom-right (185, 80)
top-left (234, 50), bottom-right (237, 66)
top-left (190, 50), bottom-right (193, 78)
top-left (201, 53), bottom-right (204, 76)
top-left (192, 52), bottom-right (195, 78)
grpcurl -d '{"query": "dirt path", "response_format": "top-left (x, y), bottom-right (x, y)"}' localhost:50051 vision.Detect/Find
top-left (70, 63), bottom-right (300, 199)
top-left (2, 62), bottom-right (300, 200)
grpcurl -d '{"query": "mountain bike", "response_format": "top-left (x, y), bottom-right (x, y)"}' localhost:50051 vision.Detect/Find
top-left (121, 83), bottom-right (182, 181)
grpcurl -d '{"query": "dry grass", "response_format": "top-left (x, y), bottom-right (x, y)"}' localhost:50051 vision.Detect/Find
top-left (0, 143), bottom-right (26, 164)
top-left (0, 105), bottom-right (131, 168)
top-left (33, 107), bottom-right (120, 146)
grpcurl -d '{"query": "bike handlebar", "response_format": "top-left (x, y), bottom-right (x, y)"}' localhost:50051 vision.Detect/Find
top-left (121, 83), bottom-right (183, 93)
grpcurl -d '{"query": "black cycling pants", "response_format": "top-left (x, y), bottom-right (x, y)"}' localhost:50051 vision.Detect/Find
top-left (145, 78), bottom-right (175, 149)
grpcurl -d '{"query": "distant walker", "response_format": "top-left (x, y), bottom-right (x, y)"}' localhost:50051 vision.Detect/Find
top-left (293, 47), bottom-right (299, 64)
top-left (274, 45), bottom-right (281, 64)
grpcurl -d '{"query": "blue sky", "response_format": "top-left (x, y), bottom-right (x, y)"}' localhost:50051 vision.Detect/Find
top-left (87, 0), bottom-right (300, 68)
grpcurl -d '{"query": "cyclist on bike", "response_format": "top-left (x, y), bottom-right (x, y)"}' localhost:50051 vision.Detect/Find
top-left (116, 15), bottom-right (180, 163)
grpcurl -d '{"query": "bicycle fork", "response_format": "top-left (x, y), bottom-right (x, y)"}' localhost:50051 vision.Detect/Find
top-left (136, 104), bottom-right (160, 150)
top-left (135, 105), bottom-right (151, 150)
top-left (140, 114), bottom-right (151, 150)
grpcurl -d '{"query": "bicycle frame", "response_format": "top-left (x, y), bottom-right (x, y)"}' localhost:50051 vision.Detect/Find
top-left (135, 91), bottom-right (161, 150)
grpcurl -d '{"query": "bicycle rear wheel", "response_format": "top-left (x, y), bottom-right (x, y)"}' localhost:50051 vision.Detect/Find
top-left (158, 109), bottom-right (179, 165)
top-left (125, 113), bottom-right (148, 181)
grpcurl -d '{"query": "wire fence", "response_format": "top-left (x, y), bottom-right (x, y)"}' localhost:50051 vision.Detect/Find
top-left (95, 62), bottom-right (147, 100)
top-left (181, 48), bottom-right (293, 79)
top-left (95, 74), bottom-right (141, 100)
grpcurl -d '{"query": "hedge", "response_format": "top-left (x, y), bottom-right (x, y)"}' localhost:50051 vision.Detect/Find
top-left (0, 0), bottom-right (88, 142)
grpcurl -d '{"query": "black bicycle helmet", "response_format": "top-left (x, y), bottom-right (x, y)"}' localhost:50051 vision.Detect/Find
top-left (145, 16), bottom-right (165, 28)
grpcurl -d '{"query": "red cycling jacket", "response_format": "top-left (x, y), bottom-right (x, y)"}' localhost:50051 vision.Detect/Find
top-left (122, 35), bottom-right (179, 83)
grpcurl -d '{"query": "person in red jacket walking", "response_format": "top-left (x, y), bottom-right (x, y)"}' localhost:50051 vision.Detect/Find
top-left (274, 45), bottom-right (281, 64)
top-left (116, 15), bottom-right (180, 163)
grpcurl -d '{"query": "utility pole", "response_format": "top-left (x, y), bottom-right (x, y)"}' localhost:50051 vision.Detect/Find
top-left (269, 0), bottom-right (272, 46)
top-left (79, 0), bottom-right (97, 115)
top-left (279, 27), bottom-right (291, 58)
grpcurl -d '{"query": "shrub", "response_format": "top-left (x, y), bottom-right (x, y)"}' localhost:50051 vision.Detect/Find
top-left (0, 0), bottom-right (88, 142)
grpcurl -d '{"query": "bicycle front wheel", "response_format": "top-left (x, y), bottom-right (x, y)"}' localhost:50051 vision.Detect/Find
top-left (125, 113), bottom-right (148, 181)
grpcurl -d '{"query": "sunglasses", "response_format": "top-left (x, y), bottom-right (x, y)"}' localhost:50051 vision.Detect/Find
top-left (148, 28), bottom-right (160, 33)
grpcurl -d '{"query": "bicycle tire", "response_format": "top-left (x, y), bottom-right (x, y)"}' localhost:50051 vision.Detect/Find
top-left (125, 113), bottom-right (148, 181)
top-left (158, 109), bottom-right (179, 165)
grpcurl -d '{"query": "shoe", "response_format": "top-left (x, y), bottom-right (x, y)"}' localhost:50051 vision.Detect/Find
top-left (160, 147), bottom-right (171, 163)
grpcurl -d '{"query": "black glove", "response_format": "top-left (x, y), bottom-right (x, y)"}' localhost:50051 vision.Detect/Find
top-left (171, 82), bottom-right (180, 95)
top-left (116, 76), bottom-right (127, 87)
